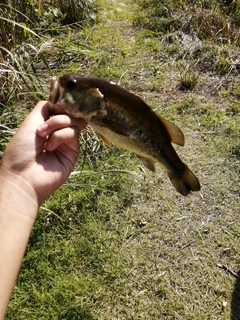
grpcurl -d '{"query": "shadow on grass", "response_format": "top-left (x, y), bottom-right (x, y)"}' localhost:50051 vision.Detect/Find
top-left (231, 269), bottom-right (240, 320)
top-left (60, 307), bottom-right (95, 320)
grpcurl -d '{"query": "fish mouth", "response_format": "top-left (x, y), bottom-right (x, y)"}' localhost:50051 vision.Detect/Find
top-left (48, 75), bottom-right (65, 115)
top-left (49, 76), bottom-right (62, 104)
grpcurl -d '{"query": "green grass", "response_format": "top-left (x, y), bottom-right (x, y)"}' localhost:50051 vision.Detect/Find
top-left (1, 0), bottom-right (240, 319)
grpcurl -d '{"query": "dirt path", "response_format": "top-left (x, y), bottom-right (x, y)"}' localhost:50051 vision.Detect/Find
top-left (84, 1), bottom-right (240, 319)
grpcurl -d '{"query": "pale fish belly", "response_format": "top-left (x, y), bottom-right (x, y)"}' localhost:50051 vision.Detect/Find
top-left (89, 122), bottom-right (156, 160)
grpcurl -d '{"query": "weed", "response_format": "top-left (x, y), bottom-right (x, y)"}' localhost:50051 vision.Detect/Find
top-left (179, 66), bottom-right (200, 90)
top-left (215, 55), bottom-right (233, 75)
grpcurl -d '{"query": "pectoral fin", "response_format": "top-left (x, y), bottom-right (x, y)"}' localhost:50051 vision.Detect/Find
top-left (137, 156), bottom-right (155, 172)
top-left (158, 116), bottom-right (185, 146)
top-left (96, 132), bottom-right (112, 147)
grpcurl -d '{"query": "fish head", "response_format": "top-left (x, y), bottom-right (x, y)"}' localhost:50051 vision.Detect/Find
top-left (48, 74), bottom-right (106, 121)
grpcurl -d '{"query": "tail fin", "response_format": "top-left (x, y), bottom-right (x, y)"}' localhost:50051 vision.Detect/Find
top-left (167, 166), bottom-right (201, 196)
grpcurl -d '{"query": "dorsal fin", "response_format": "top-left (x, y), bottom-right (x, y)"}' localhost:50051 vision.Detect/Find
top-left (158, 116), bottom-right (185, 146)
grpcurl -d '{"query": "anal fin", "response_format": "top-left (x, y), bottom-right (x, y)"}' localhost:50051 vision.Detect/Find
top-left (137, 156), bottom-right (155, 172)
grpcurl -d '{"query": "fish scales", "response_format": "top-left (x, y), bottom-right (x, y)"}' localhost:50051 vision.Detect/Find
top-left (48, 74), bottom-right (201, 196)
top-left (90, 90), bottom-right (185, 174)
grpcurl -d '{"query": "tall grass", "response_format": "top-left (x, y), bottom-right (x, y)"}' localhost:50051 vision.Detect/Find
top-left (0, 0), bottom-right (98, 106)
top-left (0, 44), bottom-right (52, 105)
top-left (0, 0), bottom-right (97, 54)
top-left (0, 0), bottom-right (98, 162)
top-left (0, 3), bottom-right (34, 54)
top-left (136, 0), bottom-right (240, 45)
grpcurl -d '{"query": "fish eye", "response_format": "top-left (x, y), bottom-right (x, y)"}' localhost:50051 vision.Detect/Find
top-left (66, 80), bottom-right (76, 90)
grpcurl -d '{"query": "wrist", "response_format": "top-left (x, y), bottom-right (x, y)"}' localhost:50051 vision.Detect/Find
top-left (0, 164), bottom-right (39, 219)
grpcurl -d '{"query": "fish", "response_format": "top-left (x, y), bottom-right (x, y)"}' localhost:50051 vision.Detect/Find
top-left (48, 74), bottom-right (201, 196)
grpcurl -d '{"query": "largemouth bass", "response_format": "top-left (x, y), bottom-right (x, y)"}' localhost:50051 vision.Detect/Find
top-left (48, 74), bottom-right (201, 196)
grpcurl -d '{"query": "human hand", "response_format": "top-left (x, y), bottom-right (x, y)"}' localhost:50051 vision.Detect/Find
top-left (0, 101), bottom-right (87, 206)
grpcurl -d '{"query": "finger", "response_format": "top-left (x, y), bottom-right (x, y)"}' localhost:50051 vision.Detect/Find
top-left (30, 100), bottom-right (51, 121)
top-left (3, 101), bottom-right (51, 161)
top-left (37, 114), bottom-right (87, 138)
top-left (45, 126), bottom-right (80, 152)
top-left (25, 101), bottom-right (51, 128)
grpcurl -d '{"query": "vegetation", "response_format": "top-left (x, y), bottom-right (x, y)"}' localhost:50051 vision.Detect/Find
top-left (1, 0), bottom-right (240, 319)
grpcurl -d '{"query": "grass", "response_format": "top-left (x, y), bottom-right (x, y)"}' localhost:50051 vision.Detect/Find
top-left (1, 0), bottom-right (240, 319)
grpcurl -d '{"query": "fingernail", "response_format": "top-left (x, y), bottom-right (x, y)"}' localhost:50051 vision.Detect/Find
top-left (37, 123), bottom-right (48, 134)
top-left (45, 141), bottom-right (52, 150)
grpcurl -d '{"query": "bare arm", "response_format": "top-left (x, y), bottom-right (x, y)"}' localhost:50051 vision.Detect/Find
top-left (0, 101), bottom-right (86, 318)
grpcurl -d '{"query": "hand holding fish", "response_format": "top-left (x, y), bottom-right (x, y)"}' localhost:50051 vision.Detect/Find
top-left (49, 74), bottom-right (201, 196)
top-left (1, 100), bottom-right (87, 205)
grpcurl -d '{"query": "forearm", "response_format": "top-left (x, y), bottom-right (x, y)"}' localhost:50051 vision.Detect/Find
top-left (0, 168), bottom-right (39, 319)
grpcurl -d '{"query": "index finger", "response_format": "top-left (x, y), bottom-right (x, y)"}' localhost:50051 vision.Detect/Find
top-left (37, 113), bottom-right (87, 138)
